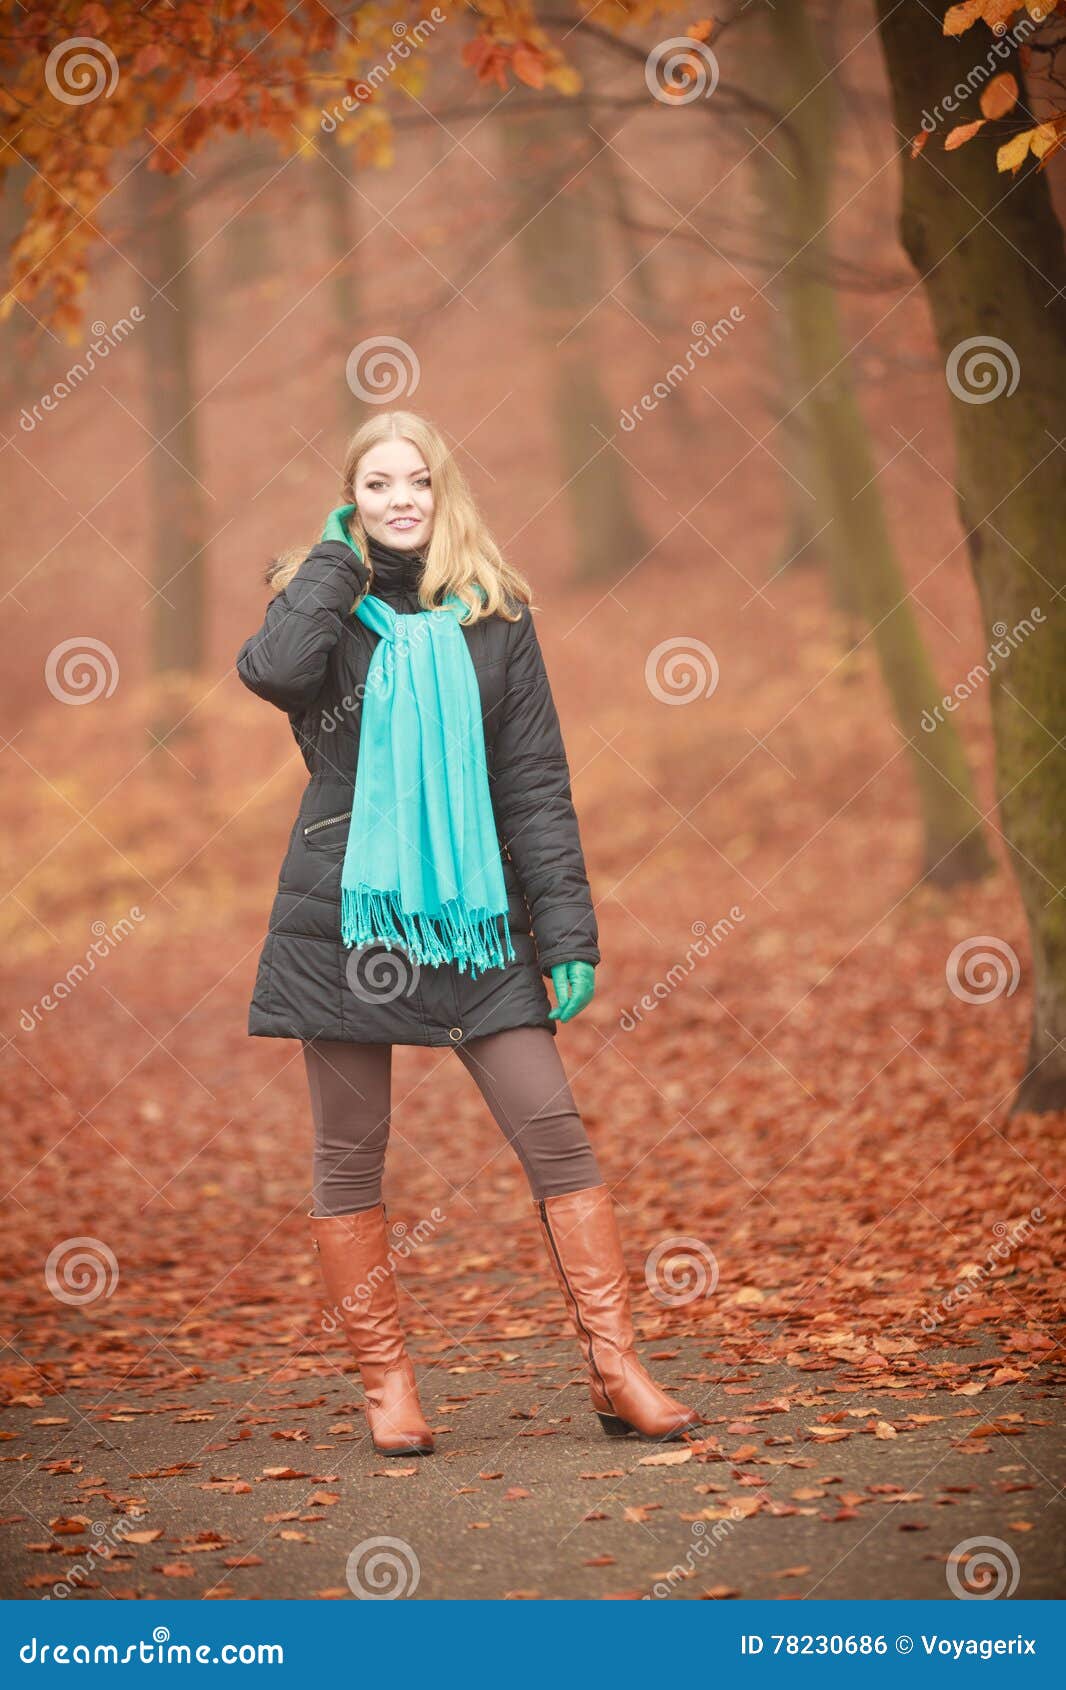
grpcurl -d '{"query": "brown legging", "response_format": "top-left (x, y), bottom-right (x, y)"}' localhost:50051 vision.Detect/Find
top-left (302, 1024), bottom-right (603, 1216)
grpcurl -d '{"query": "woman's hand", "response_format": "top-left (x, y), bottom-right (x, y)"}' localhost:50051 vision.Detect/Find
top-left (547, 960), bottom-right (596, 1023)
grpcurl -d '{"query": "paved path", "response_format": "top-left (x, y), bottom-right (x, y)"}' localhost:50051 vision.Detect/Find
top-left (2, 1331), bottom-right (1061, 1601)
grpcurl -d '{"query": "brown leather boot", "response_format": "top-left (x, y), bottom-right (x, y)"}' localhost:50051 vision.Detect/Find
top-left (535, 1184), bottom-right (703, 1442)
top-left (310, 1204), bottom-right (434, 1457)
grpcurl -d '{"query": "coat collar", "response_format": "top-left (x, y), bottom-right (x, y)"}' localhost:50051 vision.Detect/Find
top-left (365, 530), bottom-right (426, 605)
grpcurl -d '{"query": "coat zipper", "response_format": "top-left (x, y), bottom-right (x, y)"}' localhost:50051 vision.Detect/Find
top-left (303, 809), bottom-right (352, 836)
top-left (537, 1198), bottom-right (610, 1403)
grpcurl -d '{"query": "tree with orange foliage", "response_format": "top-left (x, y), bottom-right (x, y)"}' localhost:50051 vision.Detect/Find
top-left (876, 1), bottom-right (1066, 1110)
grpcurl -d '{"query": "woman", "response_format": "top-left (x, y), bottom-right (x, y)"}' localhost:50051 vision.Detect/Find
top-left (235, 411), bottom-right (700, 1458)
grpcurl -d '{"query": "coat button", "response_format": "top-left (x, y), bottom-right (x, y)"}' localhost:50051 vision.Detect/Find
top-left (449, 1026), bottom-right (463, 1041)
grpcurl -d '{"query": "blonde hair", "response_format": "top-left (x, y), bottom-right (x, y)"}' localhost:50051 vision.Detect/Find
top-left (264, 411), bottom-right (531, 625)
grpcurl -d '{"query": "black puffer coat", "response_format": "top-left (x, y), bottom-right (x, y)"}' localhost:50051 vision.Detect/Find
top-left (235, 532), bottom-right (600, 1047)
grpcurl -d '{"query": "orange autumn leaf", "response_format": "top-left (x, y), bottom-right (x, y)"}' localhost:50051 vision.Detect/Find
top-left (944, 0), bottom-right (1027, 33)
top-left (946, 119), bottom-right (986, 151)
top-left (512, 44), bottom-right (547, 90)
top-left (980, 71), bottom-right (1018, 118)
top-left (639, 1444), bottom-right (694, 1466)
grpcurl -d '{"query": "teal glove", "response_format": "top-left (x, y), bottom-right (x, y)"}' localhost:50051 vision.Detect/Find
top-left (321, 504), bottom-right (370, 613)
top-left (548, 960), bottom-right (596, 1023)
top-left (321, 503), bottom-right (359, 548)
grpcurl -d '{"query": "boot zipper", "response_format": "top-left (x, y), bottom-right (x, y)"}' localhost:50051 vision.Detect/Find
top-left (538, 1199), bottom-right (610, 1404)
top-left (303, 809), bottom-right (352, 837)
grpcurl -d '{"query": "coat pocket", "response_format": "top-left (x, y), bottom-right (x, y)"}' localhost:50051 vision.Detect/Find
top-left (302, 809), bottom-right (353, 853)
top-left (502, 852), bottom-right (531, 936)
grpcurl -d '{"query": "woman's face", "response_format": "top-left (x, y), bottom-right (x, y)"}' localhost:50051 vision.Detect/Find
top-left (353, 440), bottom-right (434, 552)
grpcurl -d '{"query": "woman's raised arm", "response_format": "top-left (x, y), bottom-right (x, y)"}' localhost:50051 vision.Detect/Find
top-left (235, 540), bottom-right (370, 713)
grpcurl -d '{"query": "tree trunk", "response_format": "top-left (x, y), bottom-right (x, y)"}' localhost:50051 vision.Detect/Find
top-left (568, 33), bottom-right (705, 452)
top-left (498, 90), bottom-right (652, 579)
top-left (221, 139), bottom-right (275, 291)
top-left (745, 17), bottom-right (832, 585)
top-left (131, 163), bottom-right (208, 703)
top-left (317, 130), bottom-right (363, 431)
top-left (767, 0), bottom-right (993, 888)
top-left (875, 3), bottom-right (1066, 1112)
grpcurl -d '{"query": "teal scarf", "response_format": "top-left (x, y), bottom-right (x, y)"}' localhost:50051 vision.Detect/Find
top-left (320, 506), bottom-right (516, 980)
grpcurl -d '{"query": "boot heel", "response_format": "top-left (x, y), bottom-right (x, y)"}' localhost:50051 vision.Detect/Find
top-left (596, 1410), bottom-right (633, 1437)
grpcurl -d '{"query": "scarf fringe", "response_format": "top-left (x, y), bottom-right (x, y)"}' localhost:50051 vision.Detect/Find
top-left (342, 884), bottom-right (516, 981)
